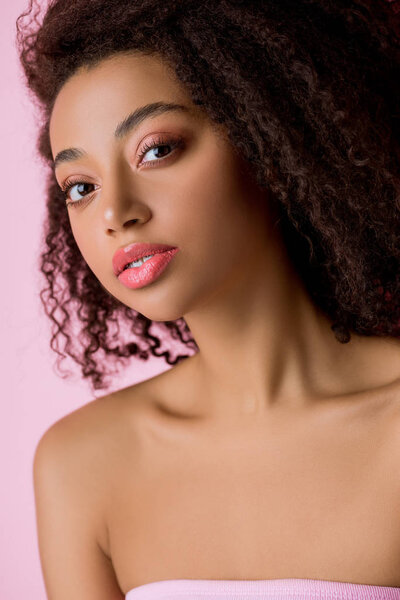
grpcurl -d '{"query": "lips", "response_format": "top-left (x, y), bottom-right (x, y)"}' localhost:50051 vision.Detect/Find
top-left (112, 242), bottom-right (178, 276)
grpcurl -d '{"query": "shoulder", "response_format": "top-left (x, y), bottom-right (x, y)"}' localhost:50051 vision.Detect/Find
top-left (34, 392), bottom-right (118, 472)
top-left (34, 384), bottom-right (149, 462)
top-left (370, 386), bottom-right (400, 496)
top-left (32, 389), bottom-right (147, 600)
top-left (33, 385), bottom-right (149, 554)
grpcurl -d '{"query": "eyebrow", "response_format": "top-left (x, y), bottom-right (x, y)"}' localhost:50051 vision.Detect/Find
top-left (53, 101), bottom-right (190, 170)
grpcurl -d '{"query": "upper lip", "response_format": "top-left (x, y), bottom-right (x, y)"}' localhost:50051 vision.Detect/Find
top-left (112, 242), bottom-right (178, 276)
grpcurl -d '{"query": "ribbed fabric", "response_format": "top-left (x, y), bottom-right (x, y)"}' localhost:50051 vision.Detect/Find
top-left (125, 578), bottom-right (400, 600)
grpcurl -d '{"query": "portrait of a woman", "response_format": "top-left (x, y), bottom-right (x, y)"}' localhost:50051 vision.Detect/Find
top-left (15, 0), bottom-right (400, 598)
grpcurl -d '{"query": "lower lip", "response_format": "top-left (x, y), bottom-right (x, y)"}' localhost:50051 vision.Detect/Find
top-left (117, 248), bottom-right (180, 289)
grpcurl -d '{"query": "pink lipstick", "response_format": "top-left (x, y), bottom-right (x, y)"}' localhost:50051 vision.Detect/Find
top-left (113, 242), bottom-right (179, 290)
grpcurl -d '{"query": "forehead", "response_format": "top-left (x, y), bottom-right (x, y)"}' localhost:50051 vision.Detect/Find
top-left (49, 52), bottom-right (194, 153)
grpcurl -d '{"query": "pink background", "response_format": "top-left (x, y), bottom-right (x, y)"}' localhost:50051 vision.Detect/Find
top-left (0, 2), bottom-right (168, 597)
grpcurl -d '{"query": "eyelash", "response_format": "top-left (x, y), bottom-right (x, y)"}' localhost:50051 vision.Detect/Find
top-left (61, 134), bottom-right (183, 208)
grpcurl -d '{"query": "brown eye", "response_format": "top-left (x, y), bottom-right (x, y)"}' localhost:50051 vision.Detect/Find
top-left (142, 144), bottom-right (171, 161)
top-left (62, 179), bottom-right (97, 207)
top-left (137, 135), bottom-right (184, 166)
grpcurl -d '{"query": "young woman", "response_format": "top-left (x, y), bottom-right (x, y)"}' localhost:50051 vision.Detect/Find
top-left (16, 0), bottom-right (400, 598)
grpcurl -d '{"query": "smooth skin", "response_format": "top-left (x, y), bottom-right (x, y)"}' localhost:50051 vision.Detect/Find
top-left (34, 51), bottom-right (400, 599)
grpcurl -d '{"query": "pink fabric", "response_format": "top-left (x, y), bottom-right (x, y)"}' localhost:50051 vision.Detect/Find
top-left (125, 578), bottom-right (400, 599)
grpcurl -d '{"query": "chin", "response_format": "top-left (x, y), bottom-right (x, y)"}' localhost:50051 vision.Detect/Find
top-left (118, 278), bottom-right (209, 322)
top-left (126, 295), bottom-right (187, 322)
top-left (139, 308), bottom-right (185, 323)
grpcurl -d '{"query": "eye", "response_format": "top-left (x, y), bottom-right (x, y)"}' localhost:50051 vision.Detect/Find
top-left (61, 178), bottom-right (97, 208)
top-left (137, 134), bottom-right (184, 167)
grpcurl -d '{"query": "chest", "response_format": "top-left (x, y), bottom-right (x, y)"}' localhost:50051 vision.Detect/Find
top-left (103, 410), bottom-right (400, 593)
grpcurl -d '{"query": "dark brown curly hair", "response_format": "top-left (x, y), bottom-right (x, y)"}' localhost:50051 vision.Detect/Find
top-left (15, 0), bottom-right (400, 395)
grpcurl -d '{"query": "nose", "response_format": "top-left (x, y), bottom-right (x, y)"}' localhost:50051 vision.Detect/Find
top-left (100, 168), bottom-right (152, 234)
top-left (103, 204), bottom-right (150, 233)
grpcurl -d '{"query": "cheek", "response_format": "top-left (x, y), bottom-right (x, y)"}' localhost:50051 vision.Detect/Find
top-left (69, 220), bottom-right (86, 256)
top-left (173, 145), bottom-right (260, 265)
top-left (69, 219), bottom-right (100, 273)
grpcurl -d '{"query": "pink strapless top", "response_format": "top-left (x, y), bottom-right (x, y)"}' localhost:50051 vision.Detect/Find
top-left (125, 578), bottom-right (400, 599)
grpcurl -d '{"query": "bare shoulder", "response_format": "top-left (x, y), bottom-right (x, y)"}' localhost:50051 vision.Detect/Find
top-left (387, 390), bottom-right (400, 450)
top-left (32, 386), bottom-right (153, 600)
top-left (371, 383), bottom-right (400, 496)
top-left (33, 384), bottom-right (150, 553)
top-left (35, 382), bottom-right (151, 457)
top-left (34, 382), bottom-right (151, 467)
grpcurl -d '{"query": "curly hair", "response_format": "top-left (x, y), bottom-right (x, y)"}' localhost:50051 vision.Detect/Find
top-left (15, 0), bottom-right (400, 394)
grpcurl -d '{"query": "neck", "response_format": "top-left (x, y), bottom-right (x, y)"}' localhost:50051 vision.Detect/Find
top-left (182, 224), bottom-right (400, 422)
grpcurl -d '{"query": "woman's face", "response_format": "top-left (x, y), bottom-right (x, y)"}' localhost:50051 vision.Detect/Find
top-left (49, 52), bottom-right (273, 322)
